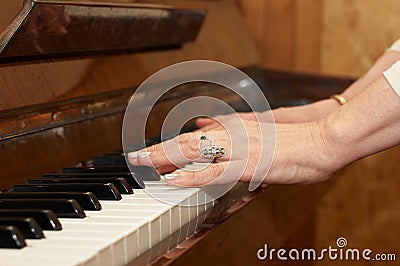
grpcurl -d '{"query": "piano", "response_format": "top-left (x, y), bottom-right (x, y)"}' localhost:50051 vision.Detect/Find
top-left (0, 1), bottom-right (354, 265)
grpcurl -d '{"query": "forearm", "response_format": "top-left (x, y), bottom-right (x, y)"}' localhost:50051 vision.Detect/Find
top-left (323, 75), bottom-right (400, 169)
top-left (270, 43), bottom-right (400, 124)
top-left (340, 50), bottom-right (400, 101)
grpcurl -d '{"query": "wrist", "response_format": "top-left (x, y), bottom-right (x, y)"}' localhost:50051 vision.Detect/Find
top-left (318, 114), bottom-right (355, 172)
top-left (310, 98), bottom-right (342, 119)
top-left (324, 97), bottom-right (343, 111)
top-left (307, 121), bottom-right (341, 177)
top-left (274, 122), bottom-right (341, 184)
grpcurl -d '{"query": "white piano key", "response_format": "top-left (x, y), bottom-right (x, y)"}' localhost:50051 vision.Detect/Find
top-left (44, 230), bottom-right (122, 240)
top-left (81, 255), bottom-right (97, 266)
top-left (135, 185), bottom-right (208, 243)
top-left (0, 180), bottom-right (210, 266)
top-left (43, 214), bottom-right (139, 265)
top-left (195, 189), bottom-right (206, 232)
top-left (185, 193), bottom-right (199, 238)
top-left (0, 246), bottom-right (97, 266)
top-left (98, 198), bottom-right (172, 257)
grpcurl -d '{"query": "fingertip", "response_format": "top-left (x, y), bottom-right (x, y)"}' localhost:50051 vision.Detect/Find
top-left (164, 172), bottom-right (192, 187)
top-left (164, 173), bottom-right (179, 181)
top-left (127, 151), bottom-right (138, 159)
top-left (138, 151), bottom-right (151, 158)
top-left (128, 151), bottom-right (152, 164)
top-left (164, 173), bottom-right (182, 186)
top-left (127, 157), bottom-right (138, 166)
top-left (136, 156), bottom-right (154, 167)
top-left (196, 117), bottom-right (213, 127)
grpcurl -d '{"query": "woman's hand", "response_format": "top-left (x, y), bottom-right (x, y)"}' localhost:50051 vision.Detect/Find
top-left (196, 98), bottom-right (341, 132)
top-left (195, 111), bottom-right (268, 131)
top-left (128, 118), bottom-right (338, 187)
top-left (271, 98), bottom-right (340, 123)
top-left (129, 118), bottom-right (269, 186)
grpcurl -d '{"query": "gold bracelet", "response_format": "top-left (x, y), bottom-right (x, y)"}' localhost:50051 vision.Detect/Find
top-left (330, 94), bottom-right (347, 105)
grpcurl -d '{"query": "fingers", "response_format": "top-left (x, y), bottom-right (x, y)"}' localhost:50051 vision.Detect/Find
top-left (196, 112), bottom-right (263, 131)
top-left (195, 118), bottom-right (223, 131)
top-left (239, 112), bottom-right (259, 121)
top-left (164, 161), bottom-right (231, 186)
top-left (196, 117), bottom-right (217, 128)
top-left (128, 131), bottom-right (205, 168)
top-left (196, 114), bottom-right (236, 131)
top-left (195, 123), bottom-right (224, 132)
top-left (156, 165), bottom-right (178, 174)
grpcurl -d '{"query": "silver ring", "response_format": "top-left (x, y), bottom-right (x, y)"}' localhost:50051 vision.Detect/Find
top-left (201, 144), bottom-right (227, 159)
top-left (199, 131), bottom-right (227, 160)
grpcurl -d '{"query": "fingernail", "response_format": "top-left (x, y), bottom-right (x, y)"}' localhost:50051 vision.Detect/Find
top-left (165, 174), bottom-right (179, 180)
top-left (138, 152), bottom-right (151, 158)
top-left (127, 152), bottom-right (138, 158)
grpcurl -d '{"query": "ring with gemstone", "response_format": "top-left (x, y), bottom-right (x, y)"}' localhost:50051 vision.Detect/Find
top-left (200, 131), bottom-right (207, 141)
top-left (200, 144), bottom-right (227, 159)
top-left (199, 131), bottom-right (227, 160)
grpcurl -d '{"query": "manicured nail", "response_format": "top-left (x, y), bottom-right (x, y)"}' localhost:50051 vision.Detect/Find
top-left (127, 152), bottom-right (138, 158)
top-left (165, 174), bottom-right (179, 180)
top-left (138, 152), bottom-right (151, 158)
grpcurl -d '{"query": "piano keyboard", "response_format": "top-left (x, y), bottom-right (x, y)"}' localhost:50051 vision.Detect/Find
top-left (0, 149), bottom-right (213, 266)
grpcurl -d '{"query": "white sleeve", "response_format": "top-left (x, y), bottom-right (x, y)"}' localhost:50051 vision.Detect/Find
top-left (383, 60), bottom-right (400, 98)
top-left (388, 39), bottom-right (400, 52)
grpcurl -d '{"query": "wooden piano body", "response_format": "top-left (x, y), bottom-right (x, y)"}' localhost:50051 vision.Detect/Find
top-left (0, 0), bottom-right (354, 265)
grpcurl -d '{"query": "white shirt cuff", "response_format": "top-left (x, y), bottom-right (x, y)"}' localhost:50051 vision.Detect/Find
top-left (383, 60), bottom-right (400, 98)
top-left (388, 39), bottom-right (400, 52)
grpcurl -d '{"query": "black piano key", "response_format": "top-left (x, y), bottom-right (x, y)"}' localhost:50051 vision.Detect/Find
top-left (12, 183), bottom-right (122, 201)
top-left (63, 166), bottom-right (129, 173)
top-left (0, 192), bottom-right (101, 211)
top-left (63, 165), bottom-right (160, 181)
top-left (93, 155), bottom-right (125, 166)
top-left (122, 144), bottom-right (145, 153)
top-left (28, 178), bottom-right (133, 194)
top-left (0, 209), bottom-right (61, 231)
top-left (146, 137), bottom-right (161, 146)
top-left (131, 166), bottom-right (161, 181)
top-left (0, 217), bottom-right (44, 239)
top-left (104, 152), bottom-right (123, 156)
top-left (43, 173), bottom-right (145, 189)
top-left (92, 154), bottom-right (161, 182)
top-left (0, 199), bottom-right (85, 218)
top-left (0, 226), bottom-right (26, 249)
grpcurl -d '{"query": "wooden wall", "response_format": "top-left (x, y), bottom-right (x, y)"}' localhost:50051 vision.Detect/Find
top-left (239, 0), bottom-right (400, 77)
top-left (238, 0), bottom-right (323, 73)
